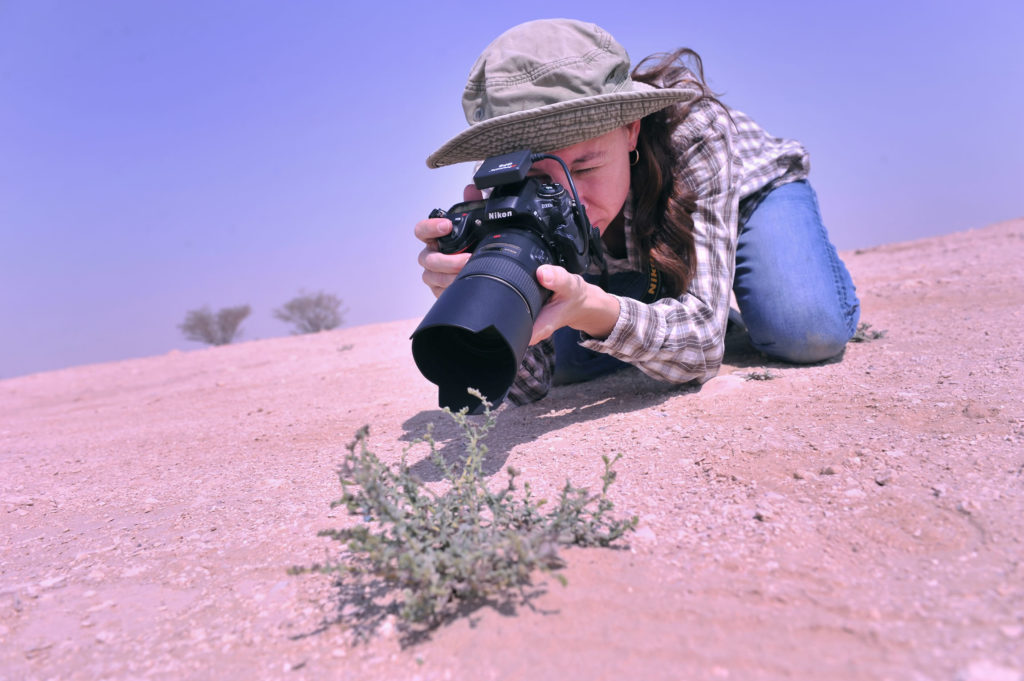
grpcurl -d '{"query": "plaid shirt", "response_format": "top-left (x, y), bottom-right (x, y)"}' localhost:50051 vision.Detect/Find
top-left (508, 98), bottom-right (809, 405)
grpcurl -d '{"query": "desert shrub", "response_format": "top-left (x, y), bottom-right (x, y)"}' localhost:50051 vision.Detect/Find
top-left (851, 322), bottom-right (887, 343)
top-left (292, 393), bottom-right (637, 625)
top-left (273, 290), bottom-right (346, 334)
top-left (179, 304), bottom-right (251, 346)
top-left (744, 369), bottom-right (776, 381)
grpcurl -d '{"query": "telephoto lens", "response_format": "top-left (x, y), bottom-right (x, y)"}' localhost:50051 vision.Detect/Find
top-left (412, 227), bottom-right (552, 413)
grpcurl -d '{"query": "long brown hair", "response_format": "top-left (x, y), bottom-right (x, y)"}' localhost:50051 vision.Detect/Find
top-left (629, 48), bottom-right (718, 297)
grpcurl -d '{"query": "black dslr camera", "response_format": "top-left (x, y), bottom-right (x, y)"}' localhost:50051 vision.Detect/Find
top-left (411, 149), bottom-right (604, 412)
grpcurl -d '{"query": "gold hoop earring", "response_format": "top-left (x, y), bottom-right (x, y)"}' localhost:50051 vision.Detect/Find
top-left (629, 148), bottom-right (640, 167)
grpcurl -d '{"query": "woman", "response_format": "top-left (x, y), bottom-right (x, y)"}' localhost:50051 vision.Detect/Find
top-left (415, 18), bottom-right (860, 405)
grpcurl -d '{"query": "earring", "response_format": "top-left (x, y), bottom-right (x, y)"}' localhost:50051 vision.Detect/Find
top-left (629, 148), bottom-right (640, 167)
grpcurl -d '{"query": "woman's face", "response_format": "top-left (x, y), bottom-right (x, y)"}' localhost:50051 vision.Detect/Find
top-left (525, 122), bottom-right (641, 235)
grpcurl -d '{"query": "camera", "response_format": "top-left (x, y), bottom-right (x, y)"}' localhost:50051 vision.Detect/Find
top-left (411, 149), bottom-right (604, 413)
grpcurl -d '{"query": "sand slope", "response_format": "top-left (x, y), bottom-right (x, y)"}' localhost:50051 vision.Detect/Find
top-left (2, 219), bottom-right (1023, 680)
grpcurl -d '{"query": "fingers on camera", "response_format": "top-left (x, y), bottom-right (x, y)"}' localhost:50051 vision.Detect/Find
top-left (414, 218), bottom-right (451, 244)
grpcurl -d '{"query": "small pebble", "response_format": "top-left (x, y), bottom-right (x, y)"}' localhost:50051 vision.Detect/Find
top-left (957, 499), bottom-right (981, 514)
top-left (379, 616), bottom-right (396, 639)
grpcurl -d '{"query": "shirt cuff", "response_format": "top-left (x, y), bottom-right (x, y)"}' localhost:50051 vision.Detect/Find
top-left (578, 294), bottom-right (638, 357)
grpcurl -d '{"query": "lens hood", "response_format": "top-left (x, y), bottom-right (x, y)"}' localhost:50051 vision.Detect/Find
top-left (411, 274), bottom-right (534, 413)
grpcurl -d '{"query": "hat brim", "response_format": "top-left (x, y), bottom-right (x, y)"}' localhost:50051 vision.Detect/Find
top-left (426, 83), bottom-right (702, 168)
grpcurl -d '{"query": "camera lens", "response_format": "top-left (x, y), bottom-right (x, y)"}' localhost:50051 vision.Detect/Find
top-left (411, 228), bottom-right (551, 412)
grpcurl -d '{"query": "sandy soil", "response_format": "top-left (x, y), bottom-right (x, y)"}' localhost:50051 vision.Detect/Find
top-left (2, 219), bottom-right (1023, 681)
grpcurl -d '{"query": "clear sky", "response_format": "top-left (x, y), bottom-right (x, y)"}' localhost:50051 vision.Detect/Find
top-left (1, 0), bottom-right (1021, 379)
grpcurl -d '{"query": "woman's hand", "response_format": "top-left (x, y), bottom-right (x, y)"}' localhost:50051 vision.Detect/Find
top-left (414, 185), bottom-right (480, 298)
top-left (530, 265), bottom-right (621, 345)
top-left (415, 218), bottom-right (471, 298)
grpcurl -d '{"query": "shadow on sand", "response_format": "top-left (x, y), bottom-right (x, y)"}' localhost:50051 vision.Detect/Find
top-left (398, 325), bottom-right (845, 482)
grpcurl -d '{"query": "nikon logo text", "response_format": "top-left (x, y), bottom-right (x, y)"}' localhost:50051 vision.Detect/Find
top-left (488, 210), bottom-right (514, 220)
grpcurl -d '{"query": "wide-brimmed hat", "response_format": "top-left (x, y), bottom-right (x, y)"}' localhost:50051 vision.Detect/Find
top-left (426, 18), bottom-right (702, 169)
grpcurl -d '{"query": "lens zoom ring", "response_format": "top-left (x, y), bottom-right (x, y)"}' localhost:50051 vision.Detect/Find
top-left (459, 256), bottom-right (544, 318)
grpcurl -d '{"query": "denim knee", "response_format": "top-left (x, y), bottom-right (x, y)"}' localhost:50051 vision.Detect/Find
top-left (747, 303), bottom-right (859, 364)
top-left (734, 180), bottom-right (861, 364)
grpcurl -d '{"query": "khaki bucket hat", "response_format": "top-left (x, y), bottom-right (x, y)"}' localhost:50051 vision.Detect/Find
top-left (426, 18), bottom-right (702, 168)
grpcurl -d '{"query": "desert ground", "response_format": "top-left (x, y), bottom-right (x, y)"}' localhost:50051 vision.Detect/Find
top-left (2, 219), bottom-right (1022, 681)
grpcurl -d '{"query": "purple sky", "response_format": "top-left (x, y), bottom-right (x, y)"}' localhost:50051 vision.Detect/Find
top-left (1, 0), bottom-right (1021, 379)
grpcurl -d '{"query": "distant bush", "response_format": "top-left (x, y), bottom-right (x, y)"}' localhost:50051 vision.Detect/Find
top-left (274, 290), bottom-right (346, 334)
top-left (179, 305), bottom-right (251, 346)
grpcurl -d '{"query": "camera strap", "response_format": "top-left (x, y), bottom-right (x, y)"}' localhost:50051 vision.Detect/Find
top-left (643, 262), bottom-right (663, 303)
top-left (586, 261), bottom-right (664, 304)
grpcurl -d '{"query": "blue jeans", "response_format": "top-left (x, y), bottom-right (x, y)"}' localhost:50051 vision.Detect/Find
top-left (552, 180), bottom-right (860, 384)
top-left (733, 180), bottom-right (860, 363)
